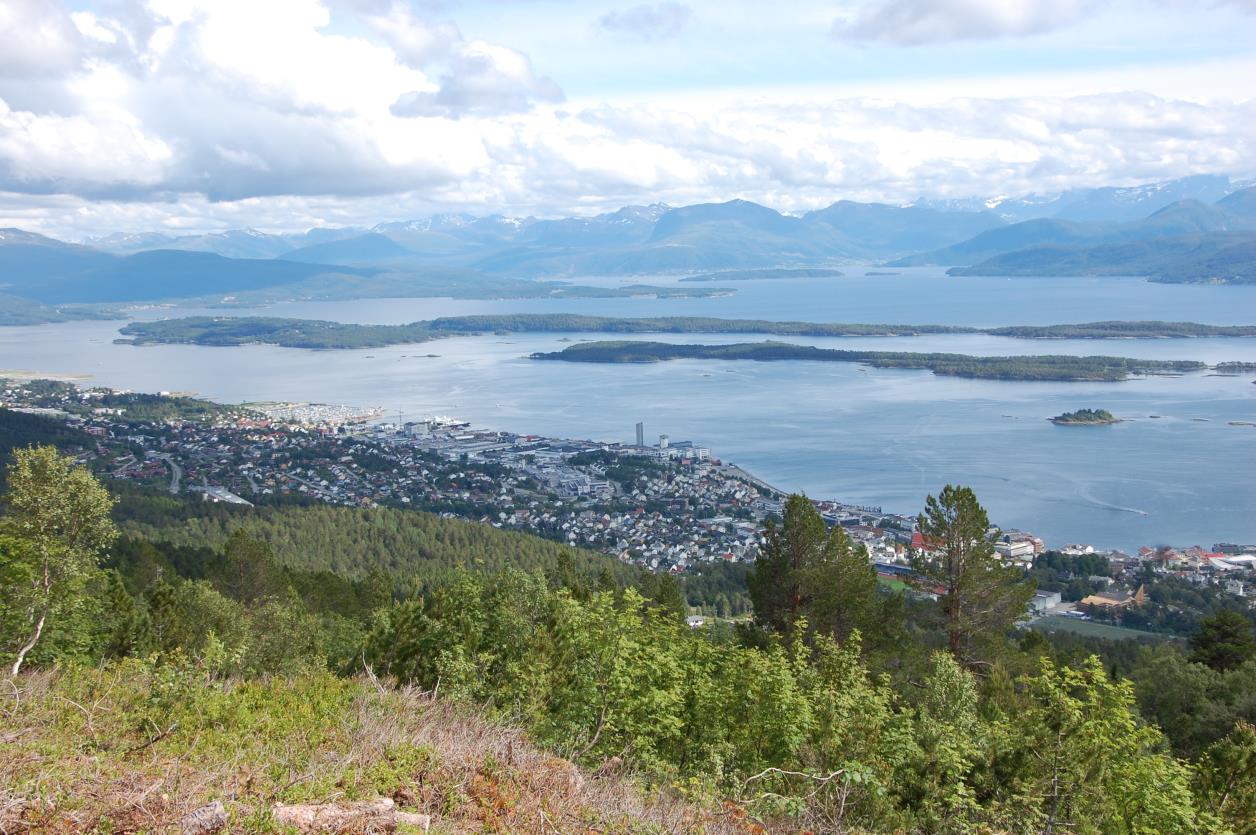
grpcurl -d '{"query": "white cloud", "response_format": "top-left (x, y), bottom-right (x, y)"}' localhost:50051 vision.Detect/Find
top-left (0, 0), bottom-right (84, 77)
top-left (390, 41), bottom-right (564, 118)
top-left (832, 0), bottom-right (1102, 44)
top-left (831, 0), bottom-right (1256, 45)
top-left (0, 0), bottom-right (1251, 239)
top-left (598, 2), bottom-right (693, 39)
top-left (363, 3), bottom-right (461, 67)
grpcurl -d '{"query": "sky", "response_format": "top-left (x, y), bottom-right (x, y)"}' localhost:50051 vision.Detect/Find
top-left (0, 0), bottom-right (1254, 238)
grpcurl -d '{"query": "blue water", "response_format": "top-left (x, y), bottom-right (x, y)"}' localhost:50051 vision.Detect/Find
top-left (249, 267), bottom-right (1256, 327)
top-left (2, 268), bottom-right (1255, 551)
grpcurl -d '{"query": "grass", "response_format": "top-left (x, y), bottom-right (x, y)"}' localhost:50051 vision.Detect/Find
top-left (1029, 615), bottom-right (1173, 642)
top-left (0, 660), bottom-right (761, 834)
top-left (876, 576), bottom-right (911, 593)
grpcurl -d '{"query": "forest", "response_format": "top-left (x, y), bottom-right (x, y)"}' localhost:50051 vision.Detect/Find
top-left (3, 444), bottom-right (1255, 832)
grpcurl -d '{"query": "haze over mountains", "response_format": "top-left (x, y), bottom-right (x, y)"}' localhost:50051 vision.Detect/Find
top-left (2, 175), bottom-right (1254, 320)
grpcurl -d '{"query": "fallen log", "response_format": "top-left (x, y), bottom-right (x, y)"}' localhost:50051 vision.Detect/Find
top-left (272, 797), bottom-right (430, 833)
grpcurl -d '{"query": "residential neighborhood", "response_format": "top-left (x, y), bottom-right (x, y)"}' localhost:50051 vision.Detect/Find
top-left (3, 379), bottom-right (1254, 619)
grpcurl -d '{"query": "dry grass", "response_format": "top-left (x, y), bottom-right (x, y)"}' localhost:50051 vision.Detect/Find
top-left (0, 665), bottom-right (765, 834)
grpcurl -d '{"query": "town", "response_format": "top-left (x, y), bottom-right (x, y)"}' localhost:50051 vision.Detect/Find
top-left (3, 378), bottom-right (1253, 625)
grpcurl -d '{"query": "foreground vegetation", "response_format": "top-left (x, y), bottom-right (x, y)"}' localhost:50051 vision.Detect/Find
top-left (3, 448), bottom-right (1255, 832)
top-left (3, 667), bottom-right (745, 834)
top-left (533, 340), bottom-right (1207, 381)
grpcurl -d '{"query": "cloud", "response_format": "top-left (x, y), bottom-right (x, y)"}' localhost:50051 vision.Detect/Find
top-left (363, 3), bottom-right (461, 67)
top-left (390, 41), bottom-right (564, 118)
top-left (598, 2), bottom-right (692, 39)
top-left (0, 0), bottom-right (85, 77)
top-left (832, 0), bottom-right (1101, 45)
top-left (0, 0), bottom-right (1251, 239)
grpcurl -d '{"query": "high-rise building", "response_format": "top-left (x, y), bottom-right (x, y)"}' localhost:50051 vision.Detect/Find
top-left (635, 421), bottom-right (644, 447)
top-left (659, 434), bottom-right (669, 449)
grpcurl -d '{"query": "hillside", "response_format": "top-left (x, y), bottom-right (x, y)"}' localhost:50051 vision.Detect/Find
top-left (279, 232), bottom-right (422, 266)
top-left (2, 415), bottom-right (1255, 833)
top-left (114, 498), bottom-right (646, 590)
top-left (949, 233), bottom-right (1256, 283)
top-left (802, 200), bottom-right (1003, 253)
top-left (2, 669), bottom-right (744, 834)
top-left (889, 217), bottom-right (1113, 266)
top-left (1, 247), bottom-right (376, 305)
top-left (895, 186), bottom-right (1256, 282)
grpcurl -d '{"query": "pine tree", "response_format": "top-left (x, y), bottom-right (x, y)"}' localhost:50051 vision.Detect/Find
top-left (1189, 610), bottom-right (1256, 672)
top-left (912, 485), bottom-right (1032, 663)
top-left (748, 494), bottom-right (888, 647)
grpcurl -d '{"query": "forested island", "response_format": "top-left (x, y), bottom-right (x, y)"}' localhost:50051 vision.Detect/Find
top-left (1051, 408), bottom-right (1122, 425)
top-left (117, 317), bottom-right (440, 349)
top-left (678, 267), bottom-right (844, 282)
top-left (532, 340), bottom-right (1207, 381)
top-left (987, 321), bottom-right (1256, 338)
top-left (117, 314), bottom-right (1256, 350)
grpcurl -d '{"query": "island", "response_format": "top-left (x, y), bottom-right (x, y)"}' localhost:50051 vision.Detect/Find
top-left (987, 321), bottom-right (1256, 339)
top-left (529, 340), bottom-right (1207, 382)
top-left (116, 314), bottom-right (1256, 351)
top-left (678, 268), bottom-right (843, 282)
top-left (116, 317), bottom-right (441, 349)
top-left (1051, 409), bottom-right (1122, 425)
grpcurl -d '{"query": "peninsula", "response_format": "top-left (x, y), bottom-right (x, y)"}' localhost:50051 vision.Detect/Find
top-left (1051, 408), bottom-right (1122, 425)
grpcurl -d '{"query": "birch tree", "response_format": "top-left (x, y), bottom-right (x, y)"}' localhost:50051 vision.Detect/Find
top-left (3, 445), bottom-right (116, 675)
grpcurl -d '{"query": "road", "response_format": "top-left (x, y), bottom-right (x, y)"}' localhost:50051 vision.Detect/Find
top-left (150, 453), bottom-right (182, 494)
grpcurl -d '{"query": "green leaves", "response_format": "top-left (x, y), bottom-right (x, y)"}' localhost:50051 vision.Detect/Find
top-left (2, 445), bottom-right (117, 674)
top-left (1021, 656), bottom-right (1200, 835)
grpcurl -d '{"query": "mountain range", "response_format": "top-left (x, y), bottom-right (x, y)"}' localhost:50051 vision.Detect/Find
top-left (897, 186), bottom-right (1256, 281)
top-left (2, 175), bottom-right (1254, 318)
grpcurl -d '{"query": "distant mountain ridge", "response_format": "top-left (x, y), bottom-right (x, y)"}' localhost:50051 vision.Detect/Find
top-left (914, 173), bottom-right (1241, 224)
top-left (892, 185), bottom-right (1256, 282)
top-left (4, 174), bottom-right (1254, 315)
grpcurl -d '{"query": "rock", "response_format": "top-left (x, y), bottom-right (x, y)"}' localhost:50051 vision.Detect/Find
top-left (272, 798), bottom-right (402, 833)
top-left (395, 811), bottom-right (431, 831)
top-left (180, 800), bottom-right (227, 835)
